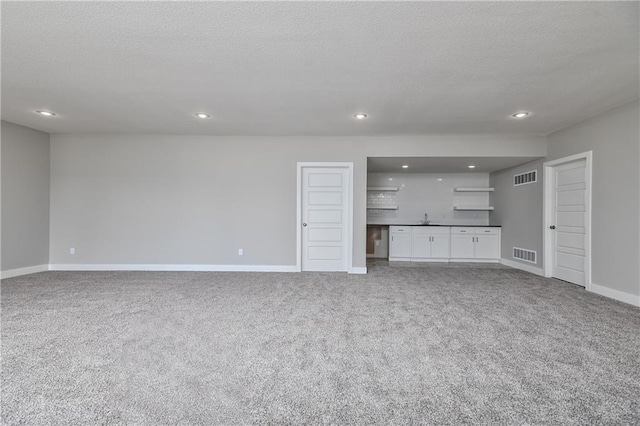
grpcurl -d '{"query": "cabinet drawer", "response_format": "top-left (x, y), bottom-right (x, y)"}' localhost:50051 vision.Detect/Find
top-left (410, 226), bottom-right (430, 234)
top-left (412, 226), bottom-right (451, 235)
top-left (451, 227), bottom-right (475, 235)
top-left (475, 227), bottom-right (500, 235)
top-left (426, 227), bottom-right (451, 235)
top-left (390, 226), bottom-right (410, 234)
top-left (411, 226), bottom-right (431, 234)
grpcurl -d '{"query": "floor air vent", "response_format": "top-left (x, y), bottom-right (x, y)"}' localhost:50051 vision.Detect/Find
top-left (514, 170), bottom-right (537, 186)
top-left (513, 247), bottom-right (536, 263)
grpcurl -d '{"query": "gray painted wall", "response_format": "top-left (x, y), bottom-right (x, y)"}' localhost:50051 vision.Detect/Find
top-left (49, 134), bottom-right (545, 268)
top-left (546, 100), bottom-right (640, 297)
top-left (1, 121), bottom-right (50, 271)
top-left (489, 159), bottom-right (544, 268)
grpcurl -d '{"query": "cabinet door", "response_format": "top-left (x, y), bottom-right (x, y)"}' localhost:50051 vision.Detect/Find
top-left (430, 234), bottom-right (450, 259)
top-left (390, 233), bottom-right (412, 258)
top-left (450, 234), bottom-right (475, 259)
top-left (411, 233), bottom-right (431, 258)
top-left (475, 234), bottom-right (500, 259)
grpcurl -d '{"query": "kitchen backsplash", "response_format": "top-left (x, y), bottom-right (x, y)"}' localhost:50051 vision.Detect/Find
top-left (367, 173), bottom-right (491, 225)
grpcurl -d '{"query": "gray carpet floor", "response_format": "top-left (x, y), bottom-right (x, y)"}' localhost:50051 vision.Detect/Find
top-left (2, 263), bottom-right (639, 425)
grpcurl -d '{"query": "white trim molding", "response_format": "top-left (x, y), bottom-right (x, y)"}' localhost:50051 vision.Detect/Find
top-left (500, 258), bottom-right (545, 276)
top-left (0, 264), bottom-right (49, 279)
top-left (543, 151), bottom-right (593, 290)
top-left (49, 264), bottom-right (299, 273)
top-left (590, 283), bottom-right (640, 307)
top-left (4, 264), bottom-right (363, 275)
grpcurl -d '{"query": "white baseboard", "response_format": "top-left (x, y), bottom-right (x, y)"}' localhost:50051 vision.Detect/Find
top-left (450, 258), bottom-right (500, 264)
top-left (590, 282), bottom-right (640, 307)
top-left (3, 263), bottom-right (368, 275)
top-left (49, 264), bottom-right (299, 273)
top-left (0, 264), bottom-right (49, 279)
top-left (500, 258), bottom-right (545, 276)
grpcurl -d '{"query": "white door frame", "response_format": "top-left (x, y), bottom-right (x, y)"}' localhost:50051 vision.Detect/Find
top-left (543, 151), bottom-right (592, 290)
top-left (296, 162), bottom-right (354, 273)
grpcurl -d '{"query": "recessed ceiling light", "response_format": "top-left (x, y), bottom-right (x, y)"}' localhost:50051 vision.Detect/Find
top-left (353, 113), bottom-right (368, 120)
top-left (437, 178), bottom-right (443, 181)
top-left (195, 113), bottom-right (210, 119)
top-left (388, 178), bottom-right (393, 181)
top-left (36, 110), bottom-right (55, 116)
top-left (511, 111), bottom-right (530, 118)
top-left (468, 165), bottom-right (476, 169)
top-left (402, 165), bottom-right (409, 169)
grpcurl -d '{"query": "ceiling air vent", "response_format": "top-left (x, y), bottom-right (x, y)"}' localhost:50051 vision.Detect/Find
top-left (513, 247), bottom-right (536, 264)
top-left (514, 170), bottom-right (537, 186)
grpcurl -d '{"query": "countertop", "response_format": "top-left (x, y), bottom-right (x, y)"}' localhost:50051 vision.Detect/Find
top-left (367, 223), bottom-right (502, 227)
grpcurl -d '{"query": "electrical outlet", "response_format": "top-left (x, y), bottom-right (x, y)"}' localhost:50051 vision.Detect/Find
top-left (70, 248), bottom-right (76, 255)
top-left (238, 248), bottom-right (243, 256)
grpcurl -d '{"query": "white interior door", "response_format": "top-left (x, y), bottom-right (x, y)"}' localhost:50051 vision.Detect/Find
top-left (301, 167), bottom-right (349, 271)
top-left (550, 159), bottom-right (587, 286)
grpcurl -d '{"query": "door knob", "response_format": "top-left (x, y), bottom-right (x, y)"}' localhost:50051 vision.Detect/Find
top-left (303, 223), bottom-right (307, 227)
top-left (550, 225), bottom-right (556, 230)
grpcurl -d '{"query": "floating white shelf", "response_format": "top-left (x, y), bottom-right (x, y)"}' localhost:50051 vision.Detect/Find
top-left (367, 187), bottom-right (399, 191)
top-left (367, 205), bottom-right (399, 210)
top-left (454, 206), bottom-right (495, 211)
top-left (454, 187), bottom-right (495, 192)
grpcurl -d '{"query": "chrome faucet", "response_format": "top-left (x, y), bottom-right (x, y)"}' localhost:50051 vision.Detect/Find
top-left (421, 213), bottom-right (430, 225)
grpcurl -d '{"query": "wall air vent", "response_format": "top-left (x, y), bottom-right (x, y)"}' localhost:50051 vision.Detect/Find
top-left (514, 170), bottom-right (537, 186)
top-left (513, 247), bottom-right (537, 264)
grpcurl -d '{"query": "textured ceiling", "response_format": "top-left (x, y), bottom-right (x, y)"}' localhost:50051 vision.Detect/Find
top-left (2, 2), bottom-right (638, 136)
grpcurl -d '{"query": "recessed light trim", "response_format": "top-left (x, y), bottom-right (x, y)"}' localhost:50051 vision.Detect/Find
top-left (195, 113), bottom-right (210, 119)
top-left (468, 165), bottom-right (476, 169)
top-left (437, 178), bottom-right (443, 181)
top-left (353, 113), bottom-right (368, 120)
top-left (511, 111), bottom-right (530, 119)
top-left (36, 110), bottom-right (55, 116)
top-left (401, 165), bottom-right (409, 169)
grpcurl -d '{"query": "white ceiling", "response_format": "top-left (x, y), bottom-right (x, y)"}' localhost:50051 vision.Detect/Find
top-left (367, 157), bottom-right (541, 174)
top-left (2, 2), bottom-right (638, 136)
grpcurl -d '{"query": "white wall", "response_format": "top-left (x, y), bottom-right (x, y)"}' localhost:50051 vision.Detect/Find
top-left (49, 134), bottom-right (545, 269)
top-left (490, 160), bottom-right (544, 269)
top-left (1, 121), bottom-right (50, 274)
top-left (367, 173), bottom-right (491, 225)
top-left (546, 100), bottom-right (639, 299)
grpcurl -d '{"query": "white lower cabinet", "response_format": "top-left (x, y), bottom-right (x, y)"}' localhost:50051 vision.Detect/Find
top-left (450, 227), bottom-right (501, 262)
top-left (389, 226), bottom-right (412, 260)
top-left (450, 230), bottom-right (475, 258)
top-left (389, 225), bottom-right (501, 262)
top-left (411, 227), bottom-right (451, 261)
